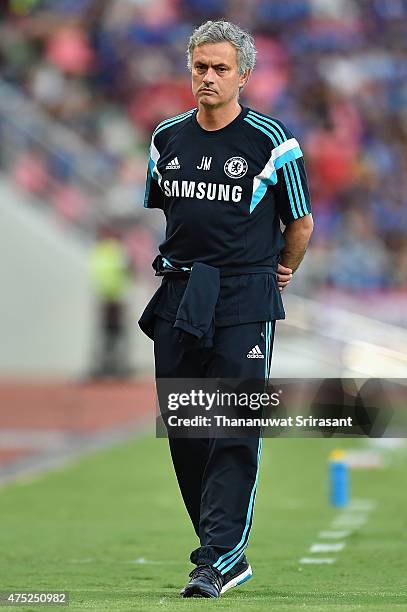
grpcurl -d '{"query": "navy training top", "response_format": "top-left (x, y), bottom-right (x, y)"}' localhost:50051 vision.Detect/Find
top-left (143, 106), bottom-right (311, 326)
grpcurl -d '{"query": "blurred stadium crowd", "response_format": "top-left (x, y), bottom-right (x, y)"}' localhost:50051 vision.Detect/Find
top-left (1, 0), bottom-right (407, 295)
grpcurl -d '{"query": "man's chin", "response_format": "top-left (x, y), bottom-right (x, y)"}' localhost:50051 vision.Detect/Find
top-left (197, 97), bottom-right (221, 109)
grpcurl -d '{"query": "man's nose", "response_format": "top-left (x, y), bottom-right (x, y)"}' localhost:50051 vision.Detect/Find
top-left (203, 67), bottom-right (216, 82)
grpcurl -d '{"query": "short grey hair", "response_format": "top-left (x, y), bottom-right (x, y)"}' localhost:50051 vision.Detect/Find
top-left (187, 20), bottom-right (256, 75)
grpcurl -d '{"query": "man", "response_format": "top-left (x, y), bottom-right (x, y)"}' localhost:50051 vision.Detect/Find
top-left (139, 20), bottom-right (313, 598)
top-left (89, 226), bottom-right (132, 378)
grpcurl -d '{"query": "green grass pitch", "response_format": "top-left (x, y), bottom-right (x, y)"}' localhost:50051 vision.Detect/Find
top-left (0, 436), bottom-right (406, 611)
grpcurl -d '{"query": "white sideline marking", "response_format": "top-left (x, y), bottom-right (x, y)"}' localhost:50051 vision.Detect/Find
top-left (125, 558), bottom-right (180, 565)
top-left (132, 557), bottom-right (160, 565)
top-left (331, 515), bottom-right (367, 528)
top-left (300, 557), bottom-right (335, 565)
top-left (67, 558), bottom-right (181, 566)
top-left (298, 498), bottom-right (376, 567)
top-left (345, 451), bottom-right (384, 469)
top-left (348, 499), bottom-right (377, 511)
top-left (310, 542), bottom-right (345, 553)
top-left (318, 531), bottom-right (350, 539)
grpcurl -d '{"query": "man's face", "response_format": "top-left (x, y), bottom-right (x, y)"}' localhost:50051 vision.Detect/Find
top-left (191, 42), bottom-right (250, 109)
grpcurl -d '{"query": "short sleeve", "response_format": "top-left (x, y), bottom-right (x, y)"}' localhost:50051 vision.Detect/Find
top-left (143, 136), bottom-right (165, 210)
top-left (274, 155), bottom-right (311, 225)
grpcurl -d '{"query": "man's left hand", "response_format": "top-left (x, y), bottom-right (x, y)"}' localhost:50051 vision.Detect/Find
top-left (277, 264), bottom-right (293, 291)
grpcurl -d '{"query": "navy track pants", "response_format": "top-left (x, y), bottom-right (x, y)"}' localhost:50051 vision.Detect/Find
top-left (153, 316), bottom-right (276, 573)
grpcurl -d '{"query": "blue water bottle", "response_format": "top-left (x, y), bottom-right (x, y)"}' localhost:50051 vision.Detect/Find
top-left (329, 449), bottom-right (349, 507)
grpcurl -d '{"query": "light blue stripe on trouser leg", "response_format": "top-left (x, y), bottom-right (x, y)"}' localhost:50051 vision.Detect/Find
top-left (214, 321), bottom-right (275, 574)
top-left (214, 436), bottom-right (263, 574)
top-left (213, 321), bottom-right (273, 574)
top-left (266, 321), bottom-right (274, 381)
top-left (265, 321), bottom-right (269, 380)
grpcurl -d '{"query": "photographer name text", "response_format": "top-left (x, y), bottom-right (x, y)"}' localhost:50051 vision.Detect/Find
top-left (167, 415), bottom-right (353, 428)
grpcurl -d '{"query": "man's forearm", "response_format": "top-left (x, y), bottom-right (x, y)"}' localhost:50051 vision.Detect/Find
top-left (279, 215), bottom-right (314, 273)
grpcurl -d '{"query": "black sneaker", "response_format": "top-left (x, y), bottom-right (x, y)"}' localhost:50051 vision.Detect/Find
top-left (181, 564), bottom-right (223, 598)
top-left (221, 554), bottom-right (253, 594)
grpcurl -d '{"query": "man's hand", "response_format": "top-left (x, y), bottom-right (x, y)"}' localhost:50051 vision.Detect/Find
top-left (277, 264), bottom-right (293, 292)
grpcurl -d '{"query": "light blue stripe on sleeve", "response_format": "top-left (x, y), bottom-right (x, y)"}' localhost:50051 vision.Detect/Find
top-left (153, 108), bottom-right (195, 134)
top-left (248, 146), bottom-right (303, 214)
top-left (292, 159), bottom-right (308, 214)
top-left (245, 116), bottom-right (303, 215)
top-left (274, 147), bottom-right (303, 169)
top-left (248, 111), bottom-right (286, 143)
top-left (250, 175), bottom-right (278, 213)
top-left (147, 157), bottom-right (156, 178)
top-left (143, 172), bottom-right (152, 208)
top-left (275, 151), bottom-right (305, 219)
top-left (287, 161), bottom-right (304, 217)
top-left (153, 110), bottom-right (195, 136)
top-left (253, 116), bottom-right (309, 216)
top-left (244, 117), bottom-right (279, 147)
top-left (143, 158), bottom-right (156, 207)
top-left (282, 166), bottom-right (298, 220)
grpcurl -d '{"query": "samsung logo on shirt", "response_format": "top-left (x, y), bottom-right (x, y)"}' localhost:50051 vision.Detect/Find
top-left (162, 180), bottom-right (242, 203)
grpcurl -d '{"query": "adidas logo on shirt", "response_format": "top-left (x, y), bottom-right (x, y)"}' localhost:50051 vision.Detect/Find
top-left (166, 157), bottom-right (180, 170)
top-left (247, 345), bottom-right (264, 359)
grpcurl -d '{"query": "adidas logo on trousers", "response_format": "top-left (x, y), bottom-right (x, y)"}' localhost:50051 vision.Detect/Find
top-left (247, 345), bottom-right (264, 359)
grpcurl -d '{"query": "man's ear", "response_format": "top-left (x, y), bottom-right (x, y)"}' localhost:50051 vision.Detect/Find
top-left (239, 68), bottom-right (252, 90)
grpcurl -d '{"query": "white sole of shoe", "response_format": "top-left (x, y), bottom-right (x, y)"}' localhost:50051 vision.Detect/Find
top-left (221, 565), bottom-right (253, 594)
